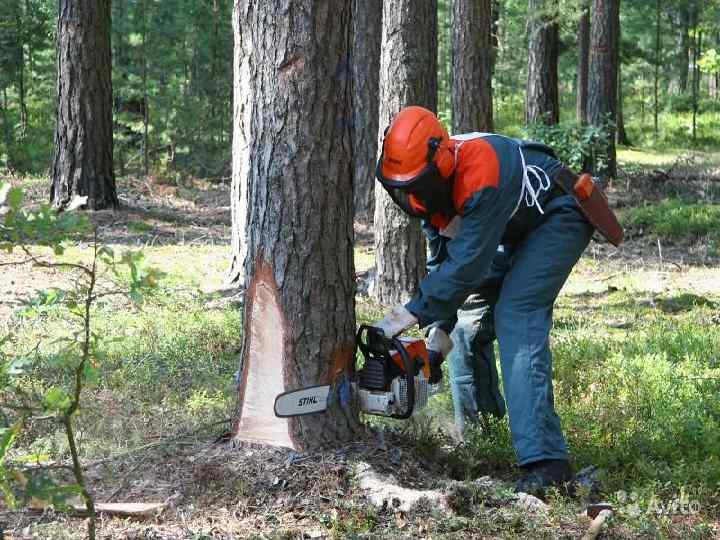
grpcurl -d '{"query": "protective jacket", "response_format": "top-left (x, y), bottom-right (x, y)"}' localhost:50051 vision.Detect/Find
top-left (405, 134), bottom-right (563, 331)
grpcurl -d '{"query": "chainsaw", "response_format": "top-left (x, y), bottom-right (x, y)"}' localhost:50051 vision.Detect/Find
top-left (274, 325), bottom-right (441, 419)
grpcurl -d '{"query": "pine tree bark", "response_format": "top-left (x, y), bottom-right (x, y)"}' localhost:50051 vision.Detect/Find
top-left (586, 0), bottom-right (620, 178)
top-left (453, 0), bottom-right (494, 133)
top-left (373, 0), bottom-right (437, 305)
top-left (350, 0), bottom-right (382, 222)
top-left (51, 0), bottom-right (117, 211)
top-left (228, 0), bottom-right (249, 289)
top-left (576, 2), bottom-right (590, 124)
top-left (525, 0), bottom-right (560, 125)
top-left (231, 0), bottom-right (361, 450)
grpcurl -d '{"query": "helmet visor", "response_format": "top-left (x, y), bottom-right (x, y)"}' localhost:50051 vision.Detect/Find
top-left (376, 161), bottom-right (447, 220)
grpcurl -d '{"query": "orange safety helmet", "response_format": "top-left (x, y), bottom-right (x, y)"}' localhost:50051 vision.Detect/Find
top-left (376, 106), bottom-right (456, 220)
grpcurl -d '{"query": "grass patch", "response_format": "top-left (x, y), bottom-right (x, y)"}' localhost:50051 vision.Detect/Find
top-left (9, 289), bottom-right (241, 459)
top-left (626, 199), bottom-right (720, 242)
top-left (127, 221), bottom-right (154, 234)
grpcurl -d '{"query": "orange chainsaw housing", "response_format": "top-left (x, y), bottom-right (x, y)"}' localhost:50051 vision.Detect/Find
top-left (390, 337), bottom-right (431, 380)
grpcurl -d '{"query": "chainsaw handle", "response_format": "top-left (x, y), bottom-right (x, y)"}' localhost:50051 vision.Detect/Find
top-left (389, 335), bottom-right (415, 419)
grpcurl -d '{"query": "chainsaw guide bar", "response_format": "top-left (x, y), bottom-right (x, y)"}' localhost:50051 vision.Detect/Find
top-left (273, 384), bottom-right (331, 417)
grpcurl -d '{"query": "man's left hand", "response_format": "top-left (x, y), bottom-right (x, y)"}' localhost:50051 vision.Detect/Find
top-left (372, 305), bottom-right (418, 338)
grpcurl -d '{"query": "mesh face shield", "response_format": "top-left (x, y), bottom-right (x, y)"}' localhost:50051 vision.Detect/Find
top-left (376, 161), bottom-right (436, 218)
top-left (376, 161), bottom-right (454, 220)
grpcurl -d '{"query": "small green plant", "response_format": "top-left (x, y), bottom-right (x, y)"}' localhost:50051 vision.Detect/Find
top-left (0, 183), bottom-right (162, 539)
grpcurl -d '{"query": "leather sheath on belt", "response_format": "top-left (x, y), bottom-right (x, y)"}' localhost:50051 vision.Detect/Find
top-left (553, 168), bottom-right (624, 247)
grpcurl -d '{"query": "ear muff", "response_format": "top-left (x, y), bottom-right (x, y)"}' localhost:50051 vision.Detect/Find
top-left (434, 144), bottom-right (454, 178)
top-left (427, 137), bottom-right (454, 178)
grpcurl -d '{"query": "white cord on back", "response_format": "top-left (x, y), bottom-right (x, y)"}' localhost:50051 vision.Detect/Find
top-left (513, 147), bottom-right (551, 217)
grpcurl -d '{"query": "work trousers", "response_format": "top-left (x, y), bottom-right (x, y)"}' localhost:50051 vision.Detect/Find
top-left (448, 194), bottom-right (593, 465)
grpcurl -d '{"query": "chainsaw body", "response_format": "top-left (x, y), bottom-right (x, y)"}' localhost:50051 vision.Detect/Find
top-left (273, 325), bottom-right (441, 419)
top-left (354, 325), bottom-right (440, 419)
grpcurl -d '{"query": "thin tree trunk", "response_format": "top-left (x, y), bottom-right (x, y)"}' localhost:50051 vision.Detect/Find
top-left (51, 0), bottom-right (117, 211)
top-left (141, 0), bottom-right (149, 176)
top-left (616, 63), bottom-right (631, 146)
top-left (586, 0), bottom-right (620, 178)
top-left (692, 27), bottom-right (701, 143)
top-left (526, 0), bottom-right (560, 125)
top-left (671, 4), bottom-right (690, 93)
top-left (437, 0), bottom-right (452, 123)
top-left (654, 0), bottom-right (660, 140)
top-left (15, 6), bottom-right (27, 138)
top-left (24, 0), bottom-right (33, 74)
top-left (112, 0), bottom-right (127, 176)
top-left (491, 0), bottom-right (500, 76)
top-left (576, 2), bottom-right (590, 124)
top-left (0, 88), bottom-right (13, 170)
top-left (350, 0), bottom-right (382, 222)
top-left (373, 0), bottom-right (437, 305)
top-left (714, 32), bottom-right (720, 100)
top-left (453, 0), bottom-right (494, 133)
top-left (231, 0), bottom-right (361, 450)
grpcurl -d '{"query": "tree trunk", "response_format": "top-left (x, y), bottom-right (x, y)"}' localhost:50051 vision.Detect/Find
top-left (15, 5), bottom-right (27, 139)
top-left (525, 0), bottom-right (559, 125)
top-left (231, 0), bottom-right (361, 450)
top-left (453, 0), bottom-right (494, 133)
top-left (111, 0), bottom-right (128, 176)
top-left (576, 2), bottom-right (590, 124)
top-left (373, 0), bottom-right (436, 305)
top-left (437, 0), bottom-right (452, 123)
top-left (350, 0), bottom-right (382, 222)
top-left (491, 0), bottom-right (500, 75)
top-left (586, 0), bottom-right (620, 178)
top-left (616, 62), bottom-right (631, 146)
top-left (141, 0), bottom-right (149, 176)
top-left (0, 0), bottom-right (21, 169)
top-left (692, 27), bottom-right (701, 143)
top-left (227, 0), bottom-right (248, 289)
top-left (51, 0), bottom-right (117, 211)
top-left (0, 88), bottom-right (12, 171)
top-left (670, 4), bottom-right (690, 94)
top-left (653, 0), bottom-right (660, 140)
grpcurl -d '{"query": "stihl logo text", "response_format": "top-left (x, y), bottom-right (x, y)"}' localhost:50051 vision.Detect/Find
top-left (298, 396), bottom-right (318, 407)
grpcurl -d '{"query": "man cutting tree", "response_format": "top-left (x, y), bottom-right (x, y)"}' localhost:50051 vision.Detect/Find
top-left (372, 106), bottom-right (622, 494)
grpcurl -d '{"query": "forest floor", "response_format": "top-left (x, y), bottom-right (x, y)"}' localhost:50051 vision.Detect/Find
top-left (2, 147), bottom-right (720, 538)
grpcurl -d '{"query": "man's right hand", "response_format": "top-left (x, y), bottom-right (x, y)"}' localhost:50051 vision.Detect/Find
top-left (372, 305), bottom-right (418, 338)
top-left (426, 327), bottom-right (453, 384)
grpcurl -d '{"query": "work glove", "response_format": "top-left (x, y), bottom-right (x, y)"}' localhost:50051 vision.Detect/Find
top-left (426, 326), bottom-right (453, 384)
top-left (372, 305), bottom-right (418, 338)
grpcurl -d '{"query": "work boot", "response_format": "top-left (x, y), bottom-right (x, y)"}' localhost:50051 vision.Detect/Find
top-left (515, 459), bottom-right (573, 497)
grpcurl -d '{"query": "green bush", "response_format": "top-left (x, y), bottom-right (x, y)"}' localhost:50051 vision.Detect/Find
top-left (525, 120), bottom-right (612, 171)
